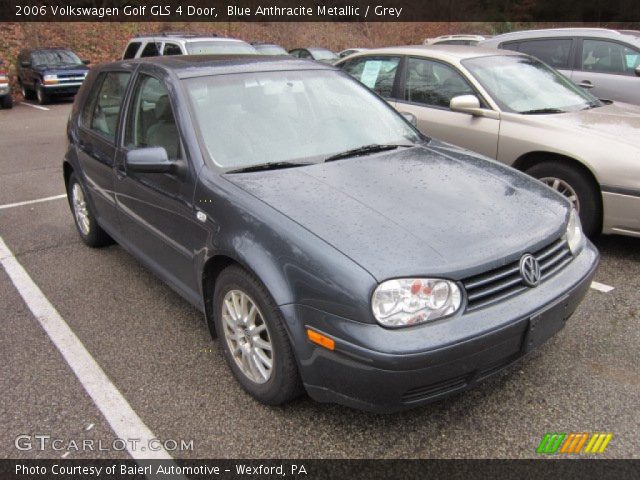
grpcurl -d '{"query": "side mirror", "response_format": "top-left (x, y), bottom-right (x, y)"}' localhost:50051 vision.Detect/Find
top-left (126, 147), bottom-right (176, 174)
top-left (82, 59), bottom-right (91, 65)
top-left (400, 111), bottom-right (418, 126)
top-left (450, 94), bottom-right (500, 119)
top-left (21, 60), bottom-right (31, 68)
top-left (635, 65), bottom-right (640, 77)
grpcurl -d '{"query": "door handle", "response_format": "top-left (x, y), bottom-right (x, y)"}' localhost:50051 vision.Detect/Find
top-left (577, 80), bottom-right (594, 89)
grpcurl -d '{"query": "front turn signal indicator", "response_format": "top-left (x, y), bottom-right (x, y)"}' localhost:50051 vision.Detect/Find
top-left (306, 329), bottom-right (335, 351)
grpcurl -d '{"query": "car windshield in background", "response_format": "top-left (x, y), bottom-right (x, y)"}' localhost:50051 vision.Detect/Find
top-left (32, 49), bottom-right (82, 67)
top-left (185, 70), bottom-right (419, 170)
top-left (255, 45), bottom-right (288, 55)
top-left (185, 41), bottom-right (258, 55)
top-left (310, 49), bottom-right (338, 60)
top-left (463, 55), bottom-right (601, 114)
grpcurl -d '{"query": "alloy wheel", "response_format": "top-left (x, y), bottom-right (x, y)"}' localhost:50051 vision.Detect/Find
top-left (221, 289), bottom-right (273, 384)
top-left (540, 177), bottom-right (580, 212)
top-left (71, 183), bottom-right (90, 235)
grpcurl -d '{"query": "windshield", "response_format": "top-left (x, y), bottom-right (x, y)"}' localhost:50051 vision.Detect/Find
top-left (185, 70), bottom-right (420, 170)
top-left (310, 49), bottom-right (338, 60)
top-left (462, 55), bottom-right (600, 113)
top-left (32, 50), bottom-right (82, 67)
top-left (186, 41), bottom-right (258, 55)
top-left (255, 45), bottom-right (288, 55)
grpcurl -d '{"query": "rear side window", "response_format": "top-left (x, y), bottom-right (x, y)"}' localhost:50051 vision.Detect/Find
top-left (123, 42), bottom-right (141, 59)
top-left (341, 56), bottom-right (400, 98)
top-left (83, 72), bottom-right (131, 141)
top-left (517, 39), bottom-right (573, 69)
top-left (163, 43), bottom-right (182, 56)
top-left (581, 39), bottom-right (640, 75)
top-left (140, 42), bottom-right (160, 58)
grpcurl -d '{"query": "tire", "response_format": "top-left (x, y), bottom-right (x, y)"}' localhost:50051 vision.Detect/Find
top-left (20, 82), bottom-right (34, 100)
top-left (213, 265), bottom-right (303, 405)
top-left (1, 95), bottom-right (12, 109)
top-left (67, 172), bottom-right (113, 247)
top-left (526, 161), bottom-right (601, 237)
top-left (35, 81), bottom-right (49, 105)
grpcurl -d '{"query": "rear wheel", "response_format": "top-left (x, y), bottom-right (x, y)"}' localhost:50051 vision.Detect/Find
top-left (0, 95), bottom-right (12, 109)
top-left (67, 173), bottom-right (113, 247)
top-left (213, 265), bottom-right (303, 405)
top-left (526, 161), bottom-right (601, 237)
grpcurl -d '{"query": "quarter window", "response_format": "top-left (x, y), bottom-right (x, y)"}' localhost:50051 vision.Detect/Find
top-left (517, 39), bottom-right (573, 69)
top-left (125, 75), bottom-right (180, 160)
top-left (163, 43), bottom-right (182, 56)
top-left (342, 56), bottom-right (400, 98)
top-left (85, 72), bottom-right (131, 140)
top-left (403, 57), bottom-right (475, 108)
top-left (581, 39), bottom-right (640, 75)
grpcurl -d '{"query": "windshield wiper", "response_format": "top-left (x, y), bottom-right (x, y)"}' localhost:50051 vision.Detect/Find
top-left (323, 144), bottom-right (411, 163)
top-left (519, 108), bottom-right (566, 115)
top-left (225, 161), bottom-right (311, 174)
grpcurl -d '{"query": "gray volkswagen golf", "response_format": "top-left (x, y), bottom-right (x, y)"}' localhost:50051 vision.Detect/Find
top-left (64, 55), bottom-right (599, 412)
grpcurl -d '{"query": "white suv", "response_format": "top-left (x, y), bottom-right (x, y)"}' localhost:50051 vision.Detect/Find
top-left (122, 33), bottom-right (257, 59)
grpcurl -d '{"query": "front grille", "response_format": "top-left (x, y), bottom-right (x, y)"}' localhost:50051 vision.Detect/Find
top-left (402, 375), bottom-right (468, 403)
top-left (463, 237), bottom-right (572, 312)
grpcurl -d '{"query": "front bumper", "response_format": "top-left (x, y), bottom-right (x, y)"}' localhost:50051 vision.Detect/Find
top-left (43, 82), bottom-right (83, 96)
top-left (280, 241), bottom-right (599, 413)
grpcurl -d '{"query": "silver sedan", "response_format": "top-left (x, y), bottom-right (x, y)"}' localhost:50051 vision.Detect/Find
top-left (336, 45), bottom-right (640, 238)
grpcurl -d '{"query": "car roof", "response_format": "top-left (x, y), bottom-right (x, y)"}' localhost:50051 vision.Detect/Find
top-left (485, 28), bottom-right (640, 43)
top-left (106, 55), bottom-right (333, 79)
top-left (346, 45), bottom-right (519, 61)
top-left (130, 35), bottom-right (245, 43)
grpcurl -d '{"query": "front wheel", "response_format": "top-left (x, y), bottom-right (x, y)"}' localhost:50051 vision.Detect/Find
top-left (0, 95), bottom-right (12, 109)
top-left (213, 266), bottom-right (303, 405)
top-left (35, 81), bottom-right (49, 105)
top-left (67, 173), bottom-right (113, 247)
top-left (21, 82), bottom-right (34, 100)
top-left (526, 161), bottom-right (601, 237)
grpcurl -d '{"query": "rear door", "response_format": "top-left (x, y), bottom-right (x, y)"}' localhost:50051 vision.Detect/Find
top-left (114, 68), bottom-right (203, 302)
top-left (76, 70), bottom-right (132, 233)
top-left (395, 56), bottom-right (500, 158)
top-left (572, 38), bottom-right (640, 104)
top-left (340, 55), bottom-right (402, 101)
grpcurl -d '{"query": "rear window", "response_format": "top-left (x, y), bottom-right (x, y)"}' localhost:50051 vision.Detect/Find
top-left (508, 39), bottom-right (573, 69)
top-left (82, 72), bottom-right (131, 141)
top-left (123, 42), bottom-right (141, 59)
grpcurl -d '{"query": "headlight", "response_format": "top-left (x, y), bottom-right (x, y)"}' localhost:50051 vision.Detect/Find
top-left (372, 278), bottom-right (462, 328)
top-left (43, 74), bottom-right (59, 85)
top-left (565, 208), bottom-right (585, 256)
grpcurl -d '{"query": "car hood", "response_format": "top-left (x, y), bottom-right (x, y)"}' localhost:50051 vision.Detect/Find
top-left (226, 142), bottom-right (569, 281)
top-left (542, 102), bottom-right (640, 148)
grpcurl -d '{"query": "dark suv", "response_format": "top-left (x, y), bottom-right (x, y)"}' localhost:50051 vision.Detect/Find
top-left (18, 48), bottom-right (89, 104)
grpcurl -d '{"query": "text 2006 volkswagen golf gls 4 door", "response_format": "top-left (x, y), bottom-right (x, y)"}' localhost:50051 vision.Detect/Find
top-left (64, 56), bottom-right (599, 412)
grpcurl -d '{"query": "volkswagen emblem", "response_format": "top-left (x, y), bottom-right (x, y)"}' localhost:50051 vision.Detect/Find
top-left (519, 254), bottom-right (541, 287)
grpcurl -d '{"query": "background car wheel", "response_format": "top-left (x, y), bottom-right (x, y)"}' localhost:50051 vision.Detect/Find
top-left (67, 172), bottom-right (113, 247)
top-left (20, 82), bottom-right (34, 100)
top-left (526, 161), bottom-right (601, 237)
top-left (35, 81), bottom-right (49, 105)
top-left (213, 265), bottom-right (303, 405)
top-left (1, 95), bottom-right (12, 109)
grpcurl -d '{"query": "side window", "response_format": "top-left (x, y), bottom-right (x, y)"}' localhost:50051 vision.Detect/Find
top-left (299, 50), bottom-right (312, 59)
top-left (85, 72), bottom-right (131, 140)
top-left (123, 42), bottom-right (141, 59)
top-left (163, 43), bottom-right (182, 56)
top-left (518, 39), bottom-right (572, 69)
top-left (140, 42), bottom-right (160, 58)
top-left (125, 75), bottom-right (180, 160)
top-left (342, 56), bottom-right (400, 97)
top-left (499, 41), bottom-right (520, 52)
top-left (581, 39), bottom-right (640, 75)
top-left (404, 57), bottom-right (475, 109)
top-left (289, 50), bottom-right (300, 58)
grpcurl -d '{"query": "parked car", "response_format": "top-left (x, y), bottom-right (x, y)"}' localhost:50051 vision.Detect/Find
top-left (122, 33), bottom-right (257, 59)
top-left (425, 35), bottom-right (487, 46)
top-left (251, 42), bottom-right (289, 56)
top-left (288, 47), bottom-right (339, 64)
top-left (338, 48), bottom-right (368, 58)
top-left (63, 54), bottom-right (598, 412)
top-left (480, 28), bottom-right (640, 105)
top-left (17, 48), bottom-right (89, 105)
top-left (337, 46), bottom-right (640, 238)
top-left (0, 60), bottom-right (12, 109)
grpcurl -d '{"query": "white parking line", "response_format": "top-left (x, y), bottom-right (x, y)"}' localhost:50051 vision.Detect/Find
top-left (20, 101), bottom-right (50, 111)
top-left (0, 194), bottom-right (67, 211)
top-left (0, 235), bottom-right (173, 462)
top-left (590, 281), bottom-right (615, 293)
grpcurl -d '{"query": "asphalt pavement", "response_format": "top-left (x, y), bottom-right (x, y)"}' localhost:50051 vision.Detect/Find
top-left (0, 100), bottom-right (638, 460)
